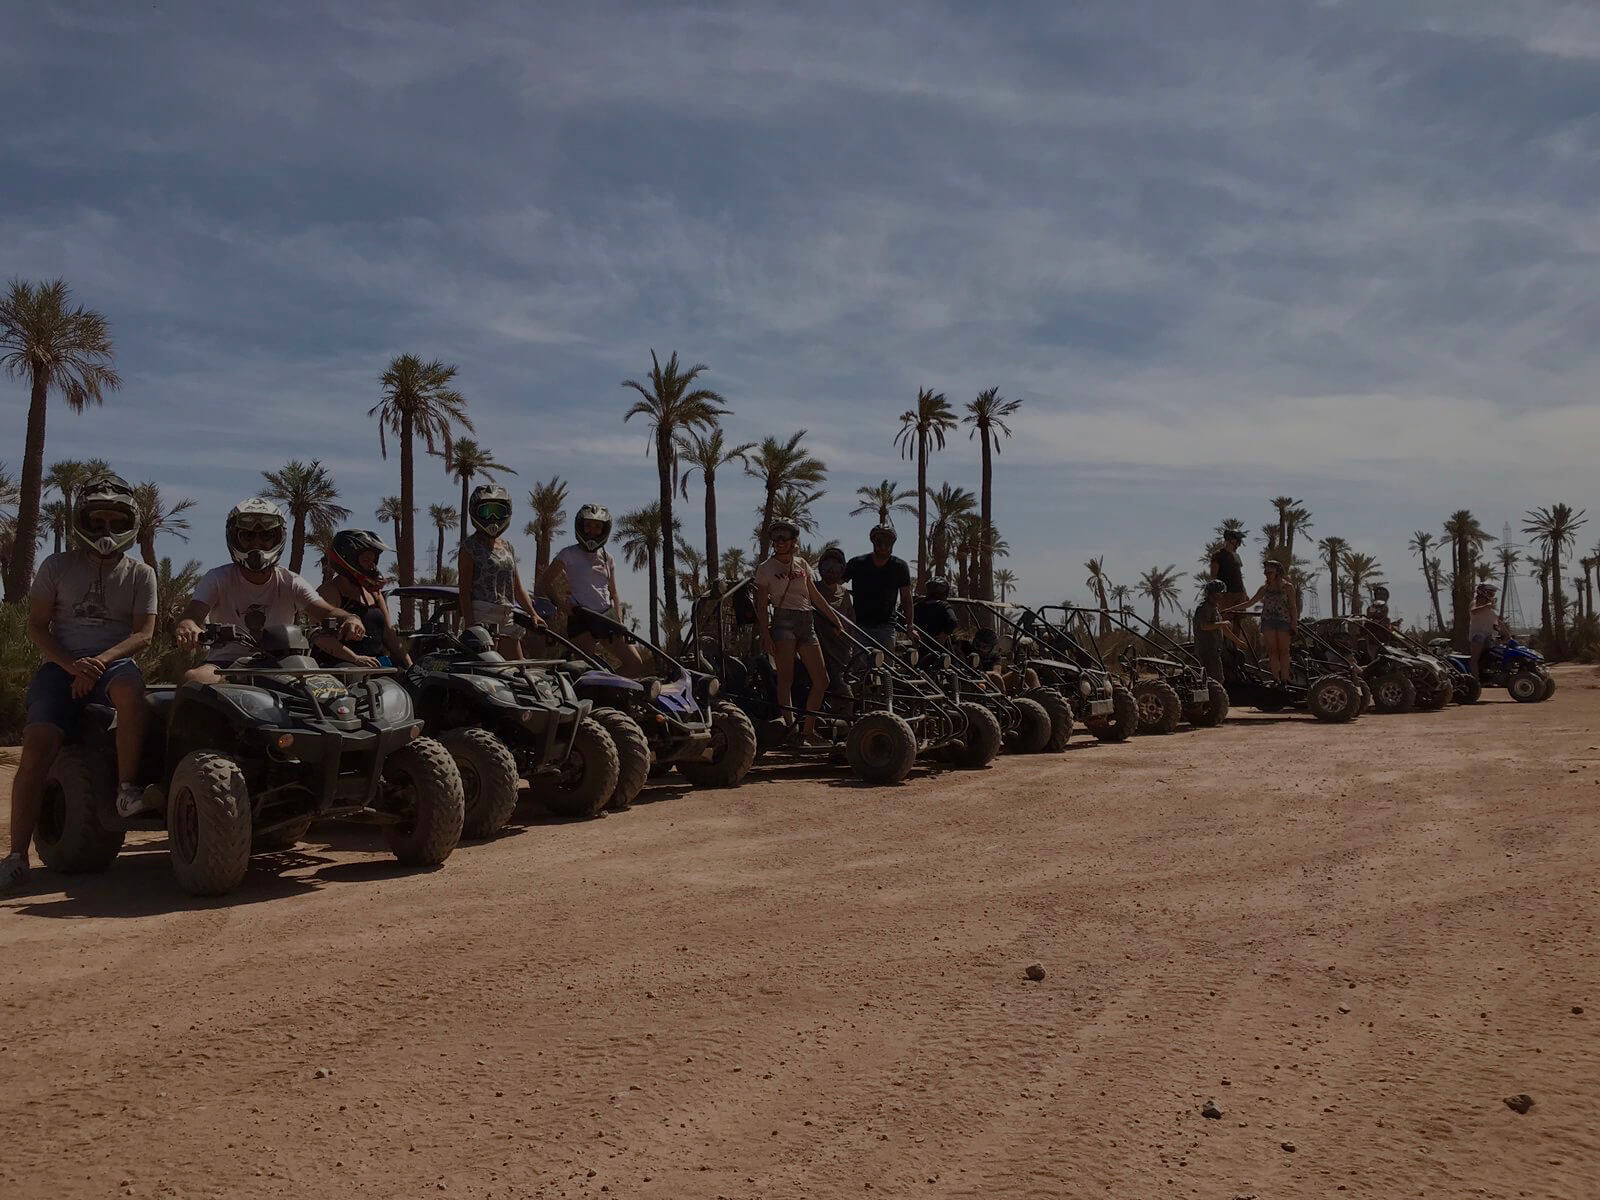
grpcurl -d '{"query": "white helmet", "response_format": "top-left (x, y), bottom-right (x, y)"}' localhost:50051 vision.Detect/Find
top-left (574, 503), bottom-right (612, 551)
top-left (226, 497), bottom-right (287, 572)
top-left (71, 474), bottom-right (139, 559)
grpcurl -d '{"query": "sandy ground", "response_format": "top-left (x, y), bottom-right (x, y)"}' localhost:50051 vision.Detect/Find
top-left (2, 669), bottom-right (1598, 1200)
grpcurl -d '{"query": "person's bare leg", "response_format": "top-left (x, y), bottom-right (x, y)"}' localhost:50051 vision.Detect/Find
top-left (106, 674), bottom-right (147, 787)
top-left (797, 643), bottom-right (828, 738)
top-left (10, 724), bottom-right (63, 858)
top-left (1470, 642), bottom-right (1484, 679)
top-left (774, 639), bottom-right (797, 730)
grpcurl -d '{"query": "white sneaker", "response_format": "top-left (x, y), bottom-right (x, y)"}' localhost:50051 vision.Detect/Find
top-left (116, 783), bottom-right (150, 818)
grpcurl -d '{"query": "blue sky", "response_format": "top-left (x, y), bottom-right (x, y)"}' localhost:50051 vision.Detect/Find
top-left (5, 0), bottom-right (1599, 627)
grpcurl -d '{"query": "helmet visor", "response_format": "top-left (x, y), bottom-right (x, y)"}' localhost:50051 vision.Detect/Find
top-left (578, 519), bottom-right (607, 540)
top-left (474, 500), bottom-right (511, 524)
top-left (81, 507), bottom-right (136, 537)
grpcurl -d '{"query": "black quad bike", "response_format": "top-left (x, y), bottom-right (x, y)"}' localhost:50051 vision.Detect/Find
top-left (1392, 629), bottom-right (1482, 705)
top-left (1309, 618), bottom-right (1452, 714)
top-left (35, 622), bottom-right (465, 897)
top-left (689, 578), bottom-right (1000, 784)
top-left (1060, 605), bottom-right (1228, 734)
top-left (898, 613), bottom-right (1059, 755)
top-left (387, 588), bottom-right (621, 826)
top-left (1191, 615), bottom-right (1364, 722)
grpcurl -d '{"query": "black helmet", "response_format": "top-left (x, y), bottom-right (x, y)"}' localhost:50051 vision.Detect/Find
top-left (1371, 585), bottom-right (1390, 601)
top-left (574, 503), bottom-right (612, 551)
top-left (329, 529), bottom-right (392, 589)
top-left (226, 497), bottom-right (287, 572)
top-left (1205, 579), bottom-right (1228, 596)
top-left (469, 483), bottom-right (512, 537)
top-left (974, 627), bottom-right (998, 649)
top-left (870, 524), bottom-right (897, 545)
top-left (71, 473), bottom-right (139, 559)
top-left (767, 519), bottom-right (800, 543)
top-left (925, 576), bottom-right (951, 600)
top-left (1222, 529), bottom-right (1244, 544)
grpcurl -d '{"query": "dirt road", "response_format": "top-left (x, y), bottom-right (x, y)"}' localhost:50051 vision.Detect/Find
top-left (3, 670), bottom-right (1597, 1198)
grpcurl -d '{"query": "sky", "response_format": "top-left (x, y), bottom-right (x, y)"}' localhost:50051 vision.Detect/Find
top-left (5, 0), bottom-right (1600, 629)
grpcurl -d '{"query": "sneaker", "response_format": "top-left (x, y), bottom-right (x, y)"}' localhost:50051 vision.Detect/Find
top-left (116, 783), bottom-right (149, 818)
top-left (0, 854), bottom-right (29, 896)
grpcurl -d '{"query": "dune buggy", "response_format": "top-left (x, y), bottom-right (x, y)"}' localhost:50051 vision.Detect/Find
top-left (897, 611), bottom-right (1058, 754)
top-left (35, 621), bottom-right (464, 897)
top-left (1187, 616), bottom-right (1364, 722)
top-left (1309, 618), bottom-right (1451, 714)
top-left (1058, 605), bottom-right (1227, 734)
top-left (982, 602), bottom-right (1140, 743)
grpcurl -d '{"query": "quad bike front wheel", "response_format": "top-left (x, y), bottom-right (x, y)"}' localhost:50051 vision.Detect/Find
top-left (33, 745), bottom-right (125, 874)
top-left (1415, 677), bottom-right (1451, 712)
top-left (1003, 696), bottom-right (1055, 754)
top-left (440, 727), bottom-right (520, 837)
top-left (1543, 674), bottom-right (1558, 701)
top-left (534, 717), bottom-right (622, 818)
top-left (591, 709), bottom-right (652, 811)
top-left (950, 701), bottom-right (1003, 769)
top-left (1508, 669), bottom-right (1547, 704)
top-left (382, 737), bottom-right (466, 865)
top-left (844, 712), bottom-right (918, 784)
top-left (1025, 687), bottom-right (1074, 751)
top-left (1308, 676), bottom-right (1360, 723)
top-left (1133, 679), bottom-right (1183, 735)
top-left (1372, 671), bottom-right (1416, 714)
top-left (167, 751), bottom-right (253, 896)
top-left (1452, 674), bottom-right (1483, 705)
top-left (679, 702), bottom-right (759, 788)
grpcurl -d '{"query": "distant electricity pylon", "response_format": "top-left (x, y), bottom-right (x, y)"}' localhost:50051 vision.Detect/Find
top-left (1303, 582), bottom-right (1321, 619)
top-left (1500, 521), bottom-right (1528, 634)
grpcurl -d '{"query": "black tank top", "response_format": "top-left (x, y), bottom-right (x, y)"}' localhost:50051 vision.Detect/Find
top-left (336, 584), bottom-right (389, 658)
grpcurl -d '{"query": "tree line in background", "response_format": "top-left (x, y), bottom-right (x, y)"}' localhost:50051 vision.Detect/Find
top-left (3, 277), bottom-right (1596, 663)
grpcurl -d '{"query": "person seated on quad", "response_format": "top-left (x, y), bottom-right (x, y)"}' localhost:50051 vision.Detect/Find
top-left (176, 498), bottom-right (366, 683)
top-left (971, 626), bottom-right (1040, 694)
top-left (458, 483), bottom-right (544, 659)
top-left (2, 475), bottom-right (158, 893)
top-left (913, 576), bottom-right (960, 645)
top-left (813, 546), bottom-right (857, 705)
top-left (541, 503), bottom-right (644, 675)
top-left (1469, 583), bottom-right (1507, 679)
top-left (315, 529), bottom-right (411, 669)
top-left (1193, 579), bottom-right (1248, 684)
top-left (755, 520), bottom-right (844, 743)
top-left (1229, 559), bottom-right (1296, 684)
top-left (843, 525), bottom-right (913, 651)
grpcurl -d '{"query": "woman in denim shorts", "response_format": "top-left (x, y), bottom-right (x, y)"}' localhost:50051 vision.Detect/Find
top-left (1233, 559), bottom-right (1298, 684)
top-left (754, 521), bottom-right (844, 743)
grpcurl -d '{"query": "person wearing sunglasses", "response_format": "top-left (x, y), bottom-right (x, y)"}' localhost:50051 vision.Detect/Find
top-left (458, 483), bottom-right (544, 658)
top-left (4, 475), bottom-right (159, 893)
top-left (177, 498), bottom-right (366, 682)
top-left (754, 520), bottom-right (843, 744)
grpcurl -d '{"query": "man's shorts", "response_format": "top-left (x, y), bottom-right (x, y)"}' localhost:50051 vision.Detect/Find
top-left (1470, 632), bottom-right (1494, 646)
top-left (771, 609), bottom-right (819, 646)
top-left (858, 623), bottom-right (897, 650)
top-left (568, 606), bottom-right (625, 640)
top-left (25, 659), bottom-right (143, 736)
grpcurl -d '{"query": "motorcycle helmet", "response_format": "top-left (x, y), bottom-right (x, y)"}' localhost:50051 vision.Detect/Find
top-left (574, 503), bottom-right (612, 551)
top-left (925, 576), bottom-right (951, 601)
top-left (1205, 579), bottom-right (1228, 596)
top-left (817, 545), bottom-right (846, 580)
top-left (469, 483), bottom-right (512, 537)
top-left (767, 519), bottom-right (800, 543)
top-left (973, 627), bottom-right (999, 651)
top-left (226, 497), bottom-right (287, 572)
top-left (329, 529), bottom-right (392, 589)
top-left (870, 524), bottom-right (897, 546)
top-left (70, 473), bottom-right (139, 559)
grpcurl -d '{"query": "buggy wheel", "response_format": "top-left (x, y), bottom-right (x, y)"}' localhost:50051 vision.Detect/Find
top-left (382, 737), bottom-right (465, 865)
top-left (1003, 697), bottom-right (1054, 754)
top-left (678, 702), bottom-right (759, 788)
top-left (533, 717), bottom-right (621, 818)
top-left (1452, 674), bottom-right (1483, 705)
top-left (951, 701), bottom-right (1003, 768)
top-left (591, 709), bottom-right (652, 811)
top-left (1508, 669), bottom-right (1546, 703)
top-left (1091, 686), bottom-right (1139, 743)
top-left (1339, 677), bottom-right (1365, 722)
top-left (252, 814), bottom-right (314, 853)
top-left (1416, 678), bottom-right (1451, 711)
top-left (1025, 687), bottom-right (1074, 751)
top-left (440, 727), bottom-right (520, 837)
top-left (1308, 675), bottom-right (1359, 723)
top-left (33, 745), bottom-right (124, 874)
top-left (844, 712), bottom-right (918, 784)
top-left (1189, 678), bottom-right (1230, 727)
top-left (167, 751), bottom-right (253, 896)
top-left (1543, 673), bottom-right (1558, 701)
top-left (1372, 671), bottom-right (1416, 713)
top-left (1133, 680), bottom-right (1183, 734)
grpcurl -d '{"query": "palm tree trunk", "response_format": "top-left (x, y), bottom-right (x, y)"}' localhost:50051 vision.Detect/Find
top-left (979, 432), bottom-right (993, 601)
top-left (915, 432), bottom-right (928, 589)
top-left (434, 520), bottom-right (446, 581)
top-left (139, 530), bottom-right (157, 568)
top-left (288, 512), bottom-right (306, 574)
top-left (759, 485), bottom-right (777, 560)
top-left (646, 548), bottom-right (660, 645)
top-left (1552, 544), bottom-right (1565, 650)
top-left (704, 469), bottom-right (720, 594)
top-left (398, 411), bottom-right (416, 626)
top-left (1152, 594), bottom-right (1161, 626)
top-left (4, 373), bottom-right (50, 602)
top-left (657, 430), bottom-right (679, 646)
top-left (535, 529), bottom-right (551, 577)
top-left (459, 474), bottom-right (470, 539)
top-left (1095, 579), bottom-right (1110, 636)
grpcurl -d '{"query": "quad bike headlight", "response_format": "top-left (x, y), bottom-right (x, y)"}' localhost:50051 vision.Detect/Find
top-left (1078, 678), bottom-right (1093, 697)
top-left (467, 675), bottom-right (516, 703)
top-left (372, 677), bottom-right (413, 722)
top-left (220, 686), bottom-right (286, 725)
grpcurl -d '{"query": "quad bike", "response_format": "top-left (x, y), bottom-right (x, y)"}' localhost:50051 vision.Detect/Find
top-left (1057, 605), bottom-right (1228, 734)
top-left (898, 613), bottom-right (1058, 755)
top-left (1186, 617), bottom-right (1364, 722)
top-left (1430, 636), bottom-right (1554, 703)
top-left (689, 578), bottom-right (1000, 783)
top-left (1384, 626), bottom-right (1483, 705)
top-left (1310, 618), bottom-right (1451, 714)
top-left (386, 587), bottom-right (620, 827)
top-left (35, 622), bottom-right (464, 897)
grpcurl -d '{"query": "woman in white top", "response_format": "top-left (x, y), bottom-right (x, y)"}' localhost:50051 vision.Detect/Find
top-left (754, 520), bottom-right (842, 743)
top-left (540, 504), bottom-right (645, 674)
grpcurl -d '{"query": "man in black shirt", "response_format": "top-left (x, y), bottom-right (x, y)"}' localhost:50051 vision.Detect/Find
top-left (1209, 529), bottom-right (1248, 627)
top-left (1194, 579), bottom-right (1247, 682)
top-left (843, 525), bottom-right (913, 650)
top-left (914, 577), bottom-right (960, 644)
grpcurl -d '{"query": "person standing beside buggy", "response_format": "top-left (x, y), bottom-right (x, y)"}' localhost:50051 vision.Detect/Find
top-left (457, 483), bottom-right (543, 659)
top-left (1194, 579), bottom-right (1248, 683)
top-left (1210, 529), bottom-right (1248, 626)
top-left (755, 520), bottom-right (843, 744)
top-left (814, 546), bottom-right (857, 704)
top-left (844, 524), bottom-right (913, 650)
top-left (541, 503), bottom-right (644, 675)
top-left (1230, 559), bottom-right (1297, 684)
top-left (3, 475), bottom-right (158, 893)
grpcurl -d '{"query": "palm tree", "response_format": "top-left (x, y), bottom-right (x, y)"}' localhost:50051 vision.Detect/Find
top-left (1111, 583), bottom-right (1133, 617)
top-left (371, 354), bottom-right (470, 614)
top-left (153, 557), bottom-right (204, 635)
top-left (1085, 557), bottom-right (1113, 635)
top-left (375, 496), bottom-right (407, 543)
top-left (1314, 537), bottom-right (1348, 618)
top-left (1443, 510), bottom-right (1495, 646)
top-left (927, 483), bottom-right (976, 577)
top-left (0, 280), bottom-right (121, 600)
top-left (131, 481), bottom-right (197, 568)
top-left (850, 479), bottom-right (917, 528)
top-left (675, 538), bottom-right (706, 604)
top-left (754, 487), bottom-right (822, 549)
top-left (1283, 505), bottom-right (1314, 561)
top-left (1341, 551), bottom-right (1384, 614)
top-left (994, 567), bottom-right (1018, 602)
top-left (43, 458), bottom-right (100, 550)
top-left (42, 499), bottom-right (69, 554)
top-left (677, 427), bottom-right (754, 595)
top-left (744, 431), bottom-right (826, 559)
top-left (429, 503), bottom-right (458, 581)
top-left (619, 503), bottom-right (673, 645)
top-left (963, 388), bottom-right (1023, 601)
top-left (524, 477), bottom-right (569, 577)
top-left (1523, 504), bottom-right (1587, 651)
top-left (719, 547), bottom-right (748, 582)
top-left (893, 388), bottom-right (958, 587)
top-left (1139, 565), bottom-right (1181, 627)
top-left (1409, 531), bottom-right (1447, 633)
top-left (622, 350), bottom-right (728, 642)
top-left (0, 462), bottom-right (19, 577)
top-left (260, 459), bottom-right (350, 574)
top-left (439, 437), bottom-right (516, 538)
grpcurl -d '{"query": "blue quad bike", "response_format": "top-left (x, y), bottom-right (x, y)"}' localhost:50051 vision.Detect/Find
top-left (1429, 636), bottom-right (1555, 704)
top-left (35, 622), bottom-right (465, 897)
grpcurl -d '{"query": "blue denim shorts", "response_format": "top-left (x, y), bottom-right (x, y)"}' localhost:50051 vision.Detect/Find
top-left (1261, 617), bottom-right (1293, 633)
top-left (771, 609), bottom-right (819, 645)
top-left (25, 659), bottom-right (143, 736)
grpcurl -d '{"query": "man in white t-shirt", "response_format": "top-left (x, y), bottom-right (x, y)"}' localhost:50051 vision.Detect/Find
top-left (175, 498), bottom-right (365, 683)
top-left (540, 503), bottom-right (645, 673)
